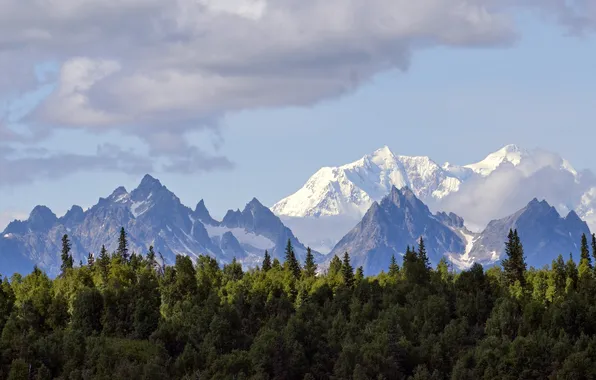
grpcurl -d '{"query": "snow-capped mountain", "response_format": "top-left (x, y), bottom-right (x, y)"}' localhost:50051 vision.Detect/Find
top-left (449, 198), bottom-right (591, 269)
top-left (327, 186), bottom-right (467, 276)
top-left (462, 144), bottom-right (529, 177)
top-left (272, 146), bottom-right (464, 219)
top-left (274, 144), bottom-right (596, 253)
top-left (0, 175), bottom-right (317, 277)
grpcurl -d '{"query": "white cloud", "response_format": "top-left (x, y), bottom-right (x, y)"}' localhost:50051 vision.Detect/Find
top-left (437, 150), bottom-right (596, 230)
top-left (5, 0), bottom-right (517, 134)
top-left (0, 0), bottom-right (594, 178)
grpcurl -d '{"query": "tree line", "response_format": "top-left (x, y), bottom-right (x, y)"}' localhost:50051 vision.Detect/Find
top-left (2, 227), bottom-right (596, 379)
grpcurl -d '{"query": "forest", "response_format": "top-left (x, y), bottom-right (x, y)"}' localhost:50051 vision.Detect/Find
top-left (1, 228), bottom-right (596, 379)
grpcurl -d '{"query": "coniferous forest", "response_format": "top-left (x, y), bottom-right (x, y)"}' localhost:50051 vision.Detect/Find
top-left (3, 228), bottom-right (596, 379)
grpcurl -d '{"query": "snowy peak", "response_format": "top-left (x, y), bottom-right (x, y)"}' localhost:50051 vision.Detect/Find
top-left (464, 144), bottom-right (528, 176)
top-left (272, 146), bottom-right (463, 219)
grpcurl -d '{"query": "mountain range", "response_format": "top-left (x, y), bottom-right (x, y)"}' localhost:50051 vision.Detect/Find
top-left (2, 144), bottom-right (595, 277)
top-left (274, 144), bottom-right (596, 252)
top-left (0, 175), bottom-right (318, 277)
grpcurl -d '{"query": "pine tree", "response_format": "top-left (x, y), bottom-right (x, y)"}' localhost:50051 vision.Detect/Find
top-left (87, 252), bottom-right (95, 266)
top-left (591, 233), bottom-right (596, 271)
top-left (417, 237), bottom-right (430, 270)
top-left (502, 229), bottom-right (526, 286)
top-left (389, 254), bottom-right (399, 276)
top-left (284, 239), bottom-right (301, 278)
top-left (99, 245), bottom-right (110, 283)
top-left (342, 252), bottom-right (354, 288)
top-left (272, 258), bottom-right (282, 270)
top-left (147, 246), bottom-right (157, 270)
top-left (262, 250), bottom-right (272, 272)
top-left (60, 234), bottom-right (73, 275)
top-left (328, 255), bottom-right (342, 276)
top-left (566, 252), bottom-right (578, 292)
top-left (117, 227), bottom-right (129, 261)
top-left (580, 233), bottom-right (592, 269)
top-left (355, 266), bottom-right (364, 282)
top-left (303, 247), bottom-right (317, 277)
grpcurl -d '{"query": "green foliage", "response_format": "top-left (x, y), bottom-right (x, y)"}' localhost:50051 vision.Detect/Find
top-left (60, 234), bottom-right (74, 275)
top-left (118, 227), bottom-right (129, 262)
top-left (342, 252), bottom-right (354, 288)
top-left (284, 239), bottom-right (301, 278)
top-left (262, 250), bottom-right (272, 272)
top-left (502, 229), bottom-right (527, 286)
top-left (303, 247), bottom-right (317, 278)
top-left (389, 254), bottom-right (399, 277)
top-left (3, 231), bottom-right (596, 379)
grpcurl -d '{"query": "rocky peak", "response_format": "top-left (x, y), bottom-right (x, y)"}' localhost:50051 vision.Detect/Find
top-left (28, 206), bottom-right (58, 232)
top-left (194, 200), bottom-right (218, 226)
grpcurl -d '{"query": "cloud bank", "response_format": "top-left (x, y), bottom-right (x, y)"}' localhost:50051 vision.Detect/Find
top-left (437, 150), bottom-right (596, 231)
top-left (0, 0), bottom-right (595, 182)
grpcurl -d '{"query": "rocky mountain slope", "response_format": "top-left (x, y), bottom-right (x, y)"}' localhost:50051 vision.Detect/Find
top-left (327, 186), bottom-right (467, 275)
top-left (0, 175), bottom-right (317, 277)
top-left (449, 198), bottom-right (591, 269)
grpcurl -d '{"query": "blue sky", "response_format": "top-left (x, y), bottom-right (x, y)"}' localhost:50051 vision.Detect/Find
top-left (1, 3), bottom-right (596, 228)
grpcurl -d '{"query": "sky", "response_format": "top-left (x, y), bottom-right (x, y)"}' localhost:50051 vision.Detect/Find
top-left (1, 1), bottom-right (596, 229)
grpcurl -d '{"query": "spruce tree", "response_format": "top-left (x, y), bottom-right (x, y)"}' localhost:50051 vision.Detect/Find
top-left (580, 233), bottom-right (592, 269)
top-left (284, 239), bottom-right (301, 278)
top-left (591, 233), bottom-right (596, 271)
top-left (87, 252), bottom-right (95, 266)
top-left (502, 229), bottom-right (526, 286)
top-left (342, 252), bottom-right (354, 288)
top-left (417, 237), bottom-right (430, 270)
top-left (60, 234), bottom-right (73, 275)
top-left (262, 250), bottom-right (272, 272)
top-left (304, 247), bottom-right (317, 277)
top-left (272, 258), bottom-right (282, 270)
top-left (328, 255), bottom-right (342, 276)
top-left (389, 254), bottom-right (399, 276)
top-left (355, 267), bottom-right (364, 282)
top-left (566, 252), bottom-right (578, 291)
top-left (117, 227), bottom-right (129, 261)
top-left (99, 245), bottom-right (110, 283)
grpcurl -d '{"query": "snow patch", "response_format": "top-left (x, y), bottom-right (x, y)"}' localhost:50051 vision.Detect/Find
top-left (205, 225), bottom-right (274, 250)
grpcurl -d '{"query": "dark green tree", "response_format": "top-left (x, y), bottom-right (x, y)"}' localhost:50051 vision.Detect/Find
top-left (262, 250), bottom-right (272, 272)
top-left (60, 234), bottom-right (74, 275)
top-left (417, 237), bottom-right (430, 270)
top-left (502, 229), bottom-right (526, 286)
top-left (592, 233), bottom-right (596, 272)
top-left (580, 233), bottom-right (592, 269)
top-left (272, 258), bottom-right (282, 270)
top-left (117, 227), bottom-right (129, 261)
top-left (389, 254), bottom-right (399, 276)
top-left (328, 255), bottom-right (343, 276)
top-left (566, 252), bottom-right (578, 291)
top-left (87, 252), bottom-right (95, 266)
top-left (71, 287), bottom-right (104, 335)
top-left (342, 252), bottom-right (354, 288)
top-left (303, 247), bottom-right (317, 277)
top-left (98, 245), bottom-right (110, 284)
top-left (284, 239), bottom-right (301, 278)
top-left (355, 266), bottom-right (364, 282)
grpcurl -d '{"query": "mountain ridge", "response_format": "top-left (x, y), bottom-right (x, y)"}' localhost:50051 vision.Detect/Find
top-left (0, 175), bottom-right (318, 277)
